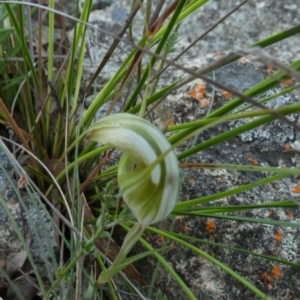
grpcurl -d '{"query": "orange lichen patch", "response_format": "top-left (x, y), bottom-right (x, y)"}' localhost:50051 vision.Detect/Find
top-left (206, 220), bottom-right (216, 233)
top-left (247, 156), bottom-right (258, 165)
top-left (220, 90), bottom-right (233, 99)
top-left (266, 64), bottom-right (273, 72)
top-left (198, 97), bottom-right (211, 108)
top-left (274, 231), bottom-right (283, 243)
top-left (267, 275), bottom-right (275, 286)
top-left (260, 273), bottom-right (268, 280)
top-left (155, 235), bottom-right (166, 245)
top-left (259, 272), bottom-right (274, 288)
top-left (292, 185), bottom-right (300, 193)
top-left (271, 265), bottom-right (282, 278)
top-left (281, 78), bottom-right (293, 87)
top-left (189, 83), bottom-right (206, 100)
top-left (238, 56), bottom-right (250, 63)
top-left (167, 119), bottom-right (174, 126)
top-left (182, 100), bottom-right (188, 107)
top-left (284, 143), bottom-right (292, 150)
top-left (260, 266), bottom-right (282, 289)
top-left (259, 274), bottom-right (274, 288)
top-left (182, 224), bottom-right (189, 233)
top-left (285, 211), bottom-right (293, 218)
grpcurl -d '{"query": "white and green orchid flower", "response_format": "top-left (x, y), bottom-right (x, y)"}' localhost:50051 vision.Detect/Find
top-left (85, 113), bottom-right (179, 284)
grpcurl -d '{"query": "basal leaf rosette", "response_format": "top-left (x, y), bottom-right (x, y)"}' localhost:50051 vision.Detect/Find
top-left (86, 113), bottom-right (180, 227)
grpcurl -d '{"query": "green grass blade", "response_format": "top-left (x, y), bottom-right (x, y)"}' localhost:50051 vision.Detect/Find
top-left (180, 213), bottom-right (300, 229)
top-left (169, 232), bottom-right (300, 269)
top-left (175, 173), bottom-right (288, 209)
top-left (175, 102), bottom-right (300, 160)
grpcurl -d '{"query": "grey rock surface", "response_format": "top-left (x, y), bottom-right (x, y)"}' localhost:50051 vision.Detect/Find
top-left (0, 148), bottom-right (58, 286)
top-left (133, 54), bottom-right (300, 300)
top-left (83, 0), bottom-right (299, 87)
top-left (176, 0), bottom-right (300, 61)
top-left (91, 0), bottom-right (300, 61)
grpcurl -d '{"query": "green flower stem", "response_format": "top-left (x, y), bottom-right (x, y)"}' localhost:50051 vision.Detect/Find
top-left (85, 113), bottom-right (179, 283)
top-left (96, 222), bottom-right (144, 285)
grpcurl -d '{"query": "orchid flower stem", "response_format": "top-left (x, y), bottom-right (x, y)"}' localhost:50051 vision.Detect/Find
top-left (96, 222), bottom-right (145, 285)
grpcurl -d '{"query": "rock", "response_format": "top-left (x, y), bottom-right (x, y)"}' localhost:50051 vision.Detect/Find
top-left (59, 0), bottom-right (115, 29)
top-left (79, 0), bottom-right (299, 95)
top-left (134, 54), bottom-right (300, 300)
top-left (0, 147), bottom-right (58, 297)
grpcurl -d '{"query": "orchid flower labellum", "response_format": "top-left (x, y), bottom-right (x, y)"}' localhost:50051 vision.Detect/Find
top-left (86, 113), bottom-right (180, 226)
top-left (85, 113), bottom-right (180, 284)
